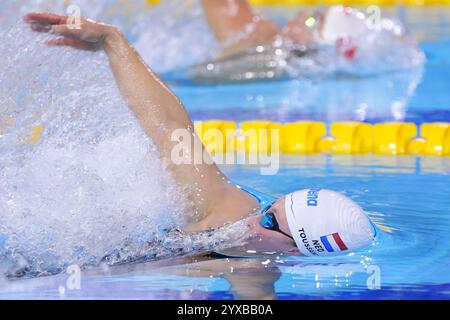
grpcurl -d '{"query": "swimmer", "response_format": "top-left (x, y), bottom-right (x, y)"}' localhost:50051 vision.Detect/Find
top-left (24, 13), bottom-right (377, 258)
top-left (202, 1), bottom-right (375, 58)
top-left (191, 1), bottom-right (418, 83)
top-left (202, 0), bottom-right (320, 58)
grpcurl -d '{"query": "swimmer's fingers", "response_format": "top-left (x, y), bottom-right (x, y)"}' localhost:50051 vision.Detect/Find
top-left (24, 13), bottom-right (68, 26)
top-left (26, 13), bottom-right (111, 50)
top-left (51, 24), bottom-right (84, 38)
top-left (29, 22), bottom-right (52, 33)
top-left (25, 13), bottom-right (69, 35)
top-left (51, 23), bottom-right (105, 44)
top-left (46, 37), bottom-right (100, 51)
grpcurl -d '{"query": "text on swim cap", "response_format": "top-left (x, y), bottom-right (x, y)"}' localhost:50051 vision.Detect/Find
top-left (312, 239), bottom-right (325, 253)
top-left (307, 188), bottom-right (321, 207)
top-left (298, 228), bottom-right (319, 256)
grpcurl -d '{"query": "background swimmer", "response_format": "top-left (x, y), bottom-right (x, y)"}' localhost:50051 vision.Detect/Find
top-left (202, 0), bottom-right (321, 58)
top-left (188, 1), bottom-right (424, 83)
top-left (25, 12), bottom-right (376, 259)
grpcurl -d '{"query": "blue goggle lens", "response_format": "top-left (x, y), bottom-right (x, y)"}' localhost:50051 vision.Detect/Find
top-left (259, 210), bottom-right (294, 240)
top-left (260, 212), bottom-right (277, 230)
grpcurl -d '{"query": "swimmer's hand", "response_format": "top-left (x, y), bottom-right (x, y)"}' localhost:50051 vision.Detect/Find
top-left (24, 13), bottom-right (119, 51)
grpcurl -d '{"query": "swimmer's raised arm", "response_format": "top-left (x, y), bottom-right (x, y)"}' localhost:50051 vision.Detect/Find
top-left (201, 0), bottom-right (280, 56)
top-left (202, 0), bottom-right (261, 42)
top-left (25, 13), bottom-right (258, 229)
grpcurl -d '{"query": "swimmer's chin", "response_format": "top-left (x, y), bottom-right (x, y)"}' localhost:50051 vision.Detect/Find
top-left (239, 215), bottom-right (299, 254)
top-left (184, 215), bottom-right (300, 256)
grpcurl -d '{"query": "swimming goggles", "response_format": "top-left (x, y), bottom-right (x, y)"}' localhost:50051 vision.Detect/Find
top-left (259, 207), bottom-right (294, 240)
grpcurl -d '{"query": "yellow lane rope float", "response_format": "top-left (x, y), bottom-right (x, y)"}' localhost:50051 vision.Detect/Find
top-left (6, 121), bottom-right (448, 157)
top-left (194, 120), bottom-right (450, 156)
top-left (248, 0), bottom-right (450, 6)
top-left (146, 0), bottom-right (450, 6)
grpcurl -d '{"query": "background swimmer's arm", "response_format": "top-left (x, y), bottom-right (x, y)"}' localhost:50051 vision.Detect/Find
top-left (202, 0), bottom-right (258, 42)
top-left (25, 13), bottom-right (258, 227)
top-left (202, 0), bottom-right (280, 57)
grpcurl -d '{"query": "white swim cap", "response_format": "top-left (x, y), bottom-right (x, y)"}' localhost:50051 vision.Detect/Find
top-left (285, 189), bottom-right (376, 256)
top-left (319, 6), bottom-right (369, 44)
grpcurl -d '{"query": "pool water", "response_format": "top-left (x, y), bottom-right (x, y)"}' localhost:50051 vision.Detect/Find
top-left (1, 155), bottom-right (449, 299)
top-left (1, 5), bottom-right (450, 299)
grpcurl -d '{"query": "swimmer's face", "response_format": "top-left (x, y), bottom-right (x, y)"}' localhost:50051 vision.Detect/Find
top-left (252, 196), bottom-right (300, 254)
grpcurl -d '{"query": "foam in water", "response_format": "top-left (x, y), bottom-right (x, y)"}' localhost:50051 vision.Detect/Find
top-left (0, 0), bottom-right (217, 73)
top-left (0, 22), bottom-right (247, 278)
top-left (186, 14), bottom-right (425, 83)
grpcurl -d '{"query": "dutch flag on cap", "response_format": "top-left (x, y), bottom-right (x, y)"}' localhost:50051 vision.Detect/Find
top-left (320, 233), bottom-right (348, 253)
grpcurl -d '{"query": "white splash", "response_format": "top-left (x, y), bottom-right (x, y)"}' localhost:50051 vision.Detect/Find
top-left (0, 0), bottom-right (217, 73)
top-left (0, 22), bottom-right (194, 277)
